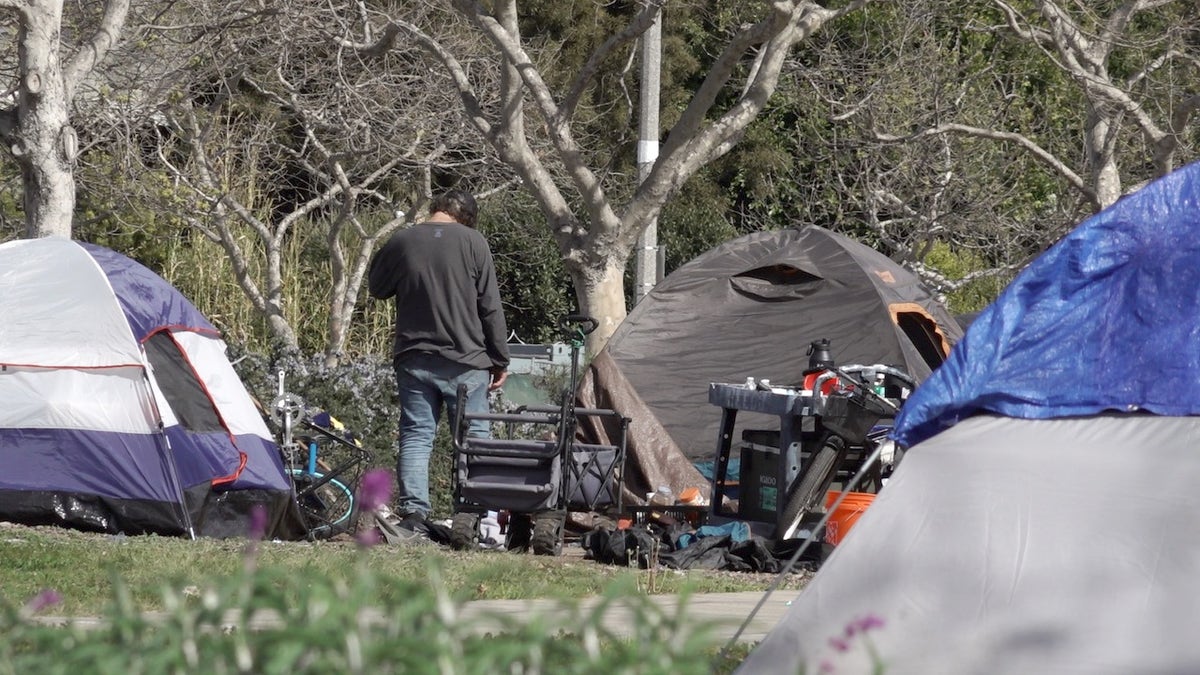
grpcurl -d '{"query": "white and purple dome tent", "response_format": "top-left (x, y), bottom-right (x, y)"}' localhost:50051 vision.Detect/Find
top-left (0, 238), bottom-right (304, 539)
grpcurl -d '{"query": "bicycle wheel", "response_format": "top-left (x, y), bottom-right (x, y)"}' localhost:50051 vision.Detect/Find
top-left (777, 435), bottom-right (846, 540)
top-left (289, 469), bottom-right (355, 540)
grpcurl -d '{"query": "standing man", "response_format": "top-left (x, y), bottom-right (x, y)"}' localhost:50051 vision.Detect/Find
top-left (368, 189), bottom-right (510, 536)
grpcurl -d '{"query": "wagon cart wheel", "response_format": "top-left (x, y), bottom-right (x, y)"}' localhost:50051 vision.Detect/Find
top-left (449, 512), bottom-right (480, 551)
top-left (531, 510), bottom-right (565, 556)
top-left (505, 513), bottom-right (533, 553)
top-left (777, 434), bottom-right (847, 540)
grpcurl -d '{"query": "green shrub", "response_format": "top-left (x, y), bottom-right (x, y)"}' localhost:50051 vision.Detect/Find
top-left (227, 344), bottom-right (485, 519)
top-left (229, 344), bottom-right (398, 468)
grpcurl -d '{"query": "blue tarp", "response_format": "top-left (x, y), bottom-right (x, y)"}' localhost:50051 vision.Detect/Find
top-left (894, 161), bottom-right (1200, 448)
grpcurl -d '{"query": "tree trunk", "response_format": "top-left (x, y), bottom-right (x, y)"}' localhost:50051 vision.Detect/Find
top-left (266, 313), bottom-right (299, 351)
top-left (568, 256), bottom-right (628, 356)
top-left (17, 0), bottom-right (75, 238)
top-left (1085, 108), bottom-right (1123, 208)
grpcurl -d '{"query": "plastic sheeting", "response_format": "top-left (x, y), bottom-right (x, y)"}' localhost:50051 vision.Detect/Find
top-left (894, 161), bottom-right (1200, 448)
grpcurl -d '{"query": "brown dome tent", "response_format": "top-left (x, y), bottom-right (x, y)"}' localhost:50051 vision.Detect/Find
top-left (576, 225), bottom-right (963, 502)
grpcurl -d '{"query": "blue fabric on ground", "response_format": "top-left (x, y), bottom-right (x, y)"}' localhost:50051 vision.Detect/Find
top-left (676, 521), bottom-right (752, 549)
top-left (894, 161), bottom-right (1200, 448)
top-left (693, 458), bottom-right (739, 482)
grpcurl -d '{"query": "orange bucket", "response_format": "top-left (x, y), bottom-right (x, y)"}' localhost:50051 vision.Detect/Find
top-left (823, 491), bottom-right (876, 545)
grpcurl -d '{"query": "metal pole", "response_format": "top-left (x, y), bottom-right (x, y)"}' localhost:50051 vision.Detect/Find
top-left (635, 7), bottom-right (662, 303)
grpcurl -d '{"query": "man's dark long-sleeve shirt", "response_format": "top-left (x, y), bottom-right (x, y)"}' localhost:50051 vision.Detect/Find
top-left (368, 221), bottom-right (510, 371)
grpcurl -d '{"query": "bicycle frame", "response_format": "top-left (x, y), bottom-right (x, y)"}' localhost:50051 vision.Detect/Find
top-left (272, 370), bottom-right (369, 540)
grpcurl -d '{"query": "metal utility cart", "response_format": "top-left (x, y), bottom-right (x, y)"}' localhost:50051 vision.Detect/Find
top-left (707, 362), bottom-right (913, 540)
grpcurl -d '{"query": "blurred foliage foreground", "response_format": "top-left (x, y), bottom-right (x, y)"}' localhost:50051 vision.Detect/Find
top-left (0, 542), bottom-right (746, 675)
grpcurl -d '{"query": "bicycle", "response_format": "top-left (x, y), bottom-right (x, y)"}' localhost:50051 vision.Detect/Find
top-left (776, 363), bottom-right (916, 540)
top-left (270, 371), bottom-right (369, 540)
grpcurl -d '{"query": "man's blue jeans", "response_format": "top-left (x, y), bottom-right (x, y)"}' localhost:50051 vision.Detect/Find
top-left (394, 353), bottom-right (490, 518)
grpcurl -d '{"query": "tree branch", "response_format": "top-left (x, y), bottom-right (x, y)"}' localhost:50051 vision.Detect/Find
top-left (632, 0), bottom-right (873, 237)
top-left (336, 19), bottom-right (402, 58)
top-left (381, 20), bottom-right (492, 139)
top-left (658, 16), bottom-right (775, 157)
top-left (64, 0), bottom-right (132, 99)
top-left (560, 0), bottom-right (665, 121)
top-left (451, 0), bottom-right (620, 248)
top-left (871, 122), bottom-right (1099, 209)
top-left (992, 0), bottom-right (1052, 45)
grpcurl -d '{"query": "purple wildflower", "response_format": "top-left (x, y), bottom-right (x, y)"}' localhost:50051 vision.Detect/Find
top-left (356, 527), bottom-right (383, 549)
top-left (824, 613), bottom-right (888, 672)
top-left (248, 504), bottom-right (268, 541)
top-left (853, 613), bottom-right (886, 634)
top-left (358, 469), bottom-right (393, 512)
top-left (25, 588), bottom-right (62, 614)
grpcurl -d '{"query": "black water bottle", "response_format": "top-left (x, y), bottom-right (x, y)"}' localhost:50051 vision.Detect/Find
top-left (807, 338), bottom-right (834, 370)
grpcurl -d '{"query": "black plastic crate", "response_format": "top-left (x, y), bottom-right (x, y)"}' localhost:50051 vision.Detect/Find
top-left (629, 504), bottom-right (710, 527)
top-left (816, 392), bottom-right (888, 444)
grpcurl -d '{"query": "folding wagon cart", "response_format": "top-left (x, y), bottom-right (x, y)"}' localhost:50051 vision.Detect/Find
top-left (448, 316), bottom-right (630, 555)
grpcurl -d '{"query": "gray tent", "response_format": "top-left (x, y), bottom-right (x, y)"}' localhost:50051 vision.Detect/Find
top-left (738, 414), bottom-right (1200, 674)
top-left (739, 161), bottom-right (1200, 674)
top-left (576, 225), bottom-right (961, 501)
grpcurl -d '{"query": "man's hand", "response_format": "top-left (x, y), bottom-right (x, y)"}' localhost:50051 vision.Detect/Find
top-left (489, 367), bottom-right (508, 391)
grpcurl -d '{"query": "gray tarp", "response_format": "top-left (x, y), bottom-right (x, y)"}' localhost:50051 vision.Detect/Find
top-left (739, 413), bottom-right (1200, 674)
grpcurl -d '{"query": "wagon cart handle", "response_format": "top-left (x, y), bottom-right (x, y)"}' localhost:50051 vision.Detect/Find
top-left (560, 314), bottom-right (598, 339)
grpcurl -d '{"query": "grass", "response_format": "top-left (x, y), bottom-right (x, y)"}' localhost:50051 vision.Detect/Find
top-left (0, 523), bottom-right (806, 617)
top-left (0, 521), bottom-right (802, 673)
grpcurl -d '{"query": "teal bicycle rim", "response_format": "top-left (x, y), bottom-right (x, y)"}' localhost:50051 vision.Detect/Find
top-left (289, 469), bottom-right (355, 536)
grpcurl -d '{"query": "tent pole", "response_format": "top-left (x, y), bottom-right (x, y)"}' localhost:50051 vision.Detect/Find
top-left (158, 432), bottom-right (198, 540)
top-left (142, 371), bottom-right (198, 539)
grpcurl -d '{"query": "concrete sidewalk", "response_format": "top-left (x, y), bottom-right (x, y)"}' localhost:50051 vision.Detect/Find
top-left (458, 590), bottom-right (797, 642)
top-left (36, 590), bottom-right (798, 643)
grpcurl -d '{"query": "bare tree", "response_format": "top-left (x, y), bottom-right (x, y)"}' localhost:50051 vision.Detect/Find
top-left (874, 0), bottom-right (1200, 211)
top-left (107, 0), bottom-right (509, 363)
top-left (788, 0), bottom-right (1197, 304)
top-left (0, 0), bottom-right (130, 238)
top-left (348, 0), bottom-right (876, 352)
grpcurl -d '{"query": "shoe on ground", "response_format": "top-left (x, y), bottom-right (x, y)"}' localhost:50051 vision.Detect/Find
top-left (395, 512), bottom-right (430, 541)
